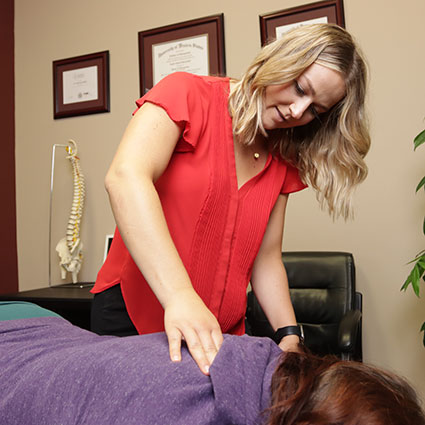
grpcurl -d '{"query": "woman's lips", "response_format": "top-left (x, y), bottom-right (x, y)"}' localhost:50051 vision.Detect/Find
top-left (275, 106), bottom-right (286, 122)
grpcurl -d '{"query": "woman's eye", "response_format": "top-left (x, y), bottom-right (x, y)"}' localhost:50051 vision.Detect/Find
top-left (294, 81), bottom-right (321, 122)
top-left (295, 81), bottom-right (305, 95)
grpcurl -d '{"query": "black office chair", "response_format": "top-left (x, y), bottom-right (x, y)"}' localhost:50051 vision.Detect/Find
top-left (245, 251), bottom-right (362, 361)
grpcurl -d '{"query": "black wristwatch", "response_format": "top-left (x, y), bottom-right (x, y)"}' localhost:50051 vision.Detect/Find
top-left (273, 324), bottom-right (304, 344)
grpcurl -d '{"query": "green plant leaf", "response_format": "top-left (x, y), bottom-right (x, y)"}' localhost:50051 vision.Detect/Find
top-left (418, 259), bottom-right (425, 270)
top-left (405, 125), bottom-right (425, 347)
top-left (414, 129), bottom-right (425, 150)
top-left (401, 271), bottom-right (412, 291)
top-left (416, 175), bottom-right (425, 193)
top-left (415, 250), bottom-right (425, 259)
top-left (406, 251), bottom-right (425, 264)
top-left (402, 262), bottom-right (423, 296)
top-left (401, 275), bottom-right (412, 292)
top-left (412, 266), bottom-right (421, 296)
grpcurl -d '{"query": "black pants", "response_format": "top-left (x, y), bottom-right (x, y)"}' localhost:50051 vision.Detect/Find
top-left (91, 284), bottom-right (138, 337)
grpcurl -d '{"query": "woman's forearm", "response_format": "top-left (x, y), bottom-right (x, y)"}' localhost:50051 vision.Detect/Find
top-left (251, 255), bottom-right (301, 352)
top-left (250, 194), bottom-right (301, 352)
top-left (251, 253), bottom-right (297, 330)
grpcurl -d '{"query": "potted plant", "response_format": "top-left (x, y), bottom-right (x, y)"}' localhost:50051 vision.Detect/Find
top-left (402, 127), bottom-right (425, 346)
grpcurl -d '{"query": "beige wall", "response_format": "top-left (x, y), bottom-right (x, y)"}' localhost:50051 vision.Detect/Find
top-left (15, 0), bottom-right (425, 398)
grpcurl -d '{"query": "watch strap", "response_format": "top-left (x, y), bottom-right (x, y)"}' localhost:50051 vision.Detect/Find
top-left (273, 324), bottom-right (304, 344)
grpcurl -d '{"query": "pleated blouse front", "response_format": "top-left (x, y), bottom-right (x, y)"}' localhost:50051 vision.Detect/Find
top-left (92, 72), bottom-right (306, 335)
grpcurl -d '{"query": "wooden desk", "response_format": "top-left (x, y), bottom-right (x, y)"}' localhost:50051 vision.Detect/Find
top-left (0, 284), bottom-right (94, 330)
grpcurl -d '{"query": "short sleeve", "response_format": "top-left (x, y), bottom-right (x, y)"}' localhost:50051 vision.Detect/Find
top-left (281, 163), bottom-right (308, 194)
top-left (134, 72), bottom-right (210, 151)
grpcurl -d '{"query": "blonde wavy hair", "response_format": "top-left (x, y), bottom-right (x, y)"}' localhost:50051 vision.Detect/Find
top-left (228, 24), bottom-right (370, 219)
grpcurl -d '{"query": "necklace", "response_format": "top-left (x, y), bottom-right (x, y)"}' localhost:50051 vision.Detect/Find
top-left (252, 134), bottom-right (266, 160)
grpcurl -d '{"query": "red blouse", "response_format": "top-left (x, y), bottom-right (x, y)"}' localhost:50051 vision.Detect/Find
top-left (92, 72), bottom-right (307, 335)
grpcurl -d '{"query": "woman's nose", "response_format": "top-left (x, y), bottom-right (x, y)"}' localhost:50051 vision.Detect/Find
top-left (289, 99), bottom-right (310, 120)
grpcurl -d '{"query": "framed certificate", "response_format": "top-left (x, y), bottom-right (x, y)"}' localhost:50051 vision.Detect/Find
top-left (259, 0), bottom-right (345, 46)
top-left (138, 14), bottom-right (226, 95)
top-left (53, 51), bottom-right (110, 119)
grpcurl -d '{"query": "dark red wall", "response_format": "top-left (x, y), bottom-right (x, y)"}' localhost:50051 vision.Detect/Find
top-left (0, 0), bottom-right (19, 294)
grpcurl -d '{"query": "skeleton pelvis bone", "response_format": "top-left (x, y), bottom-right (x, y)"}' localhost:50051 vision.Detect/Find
top-left (56, 237), bottom-right (83, 284)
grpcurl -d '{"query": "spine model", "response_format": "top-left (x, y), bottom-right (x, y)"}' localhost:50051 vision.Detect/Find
top-left (55, 140), bottom-right (85, 283)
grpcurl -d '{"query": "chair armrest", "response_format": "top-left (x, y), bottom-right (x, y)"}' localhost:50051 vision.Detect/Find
top-left (338, 309), bottom-right (362, 359)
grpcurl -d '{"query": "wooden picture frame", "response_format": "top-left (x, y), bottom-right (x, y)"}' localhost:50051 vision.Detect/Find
top-left (53, 51), bottom-right (110, 119)
top-left (138, 14), bottom-right (226, 95)
top-left (259, 0), bottom-right (345, 45)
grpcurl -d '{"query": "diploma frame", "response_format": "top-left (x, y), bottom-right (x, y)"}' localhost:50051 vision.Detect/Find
top-left (259, 0), bottom-right (345, 45)
top-left (138, 14), bottom-right (226, 95)
top-left (53, 51), bottom-right (110, 119)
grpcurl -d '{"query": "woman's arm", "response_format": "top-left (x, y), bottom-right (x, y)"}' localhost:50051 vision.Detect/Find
top-left (250, 194), bottom-right (301, 352)
top-left (105, 102), bottom-right (223, 374)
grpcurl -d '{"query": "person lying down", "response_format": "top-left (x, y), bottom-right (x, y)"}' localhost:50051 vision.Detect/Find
top-left (0, 302), bottom-right (423, 425)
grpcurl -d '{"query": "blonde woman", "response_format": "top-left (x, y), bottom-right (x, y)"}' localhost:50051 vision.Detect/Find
top-left (91, 23), bottom-right (370, 375)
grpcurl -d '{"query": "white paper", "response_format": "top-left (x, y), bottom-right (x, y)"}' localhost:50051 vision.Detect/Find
top-left (152, 34), bottom-right (209, 85)
top-left (276, 16), bottom-right (328, 39)
top-left (62, 65), bottom-right (98, 105)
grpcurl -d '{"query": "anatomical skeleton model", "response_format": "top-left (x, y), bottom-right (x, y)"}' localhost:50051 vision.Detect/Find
top-left (55, 140), bottom-right (85, 283)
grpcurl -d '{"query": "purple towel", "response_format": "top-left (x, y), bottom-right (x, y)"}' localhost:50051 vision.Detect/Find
top-left (0, 316), bottom-right (282, 425)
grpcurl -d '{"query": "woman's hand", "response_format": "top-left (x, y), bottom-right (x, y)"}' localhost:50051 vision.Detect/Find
top-left (164, 288), bottom-right (223, 376)
top-left (278, 334), bottom-right (302, 353)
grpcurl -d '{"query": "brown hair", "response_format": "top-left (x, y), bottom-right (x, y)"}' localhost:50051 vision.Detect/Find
top-left (267, 351), bottom-right (425, 425)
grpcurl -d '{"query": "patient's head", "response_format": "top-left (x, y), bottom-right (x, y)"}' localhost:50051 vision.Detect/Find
top-left (268, 351), bottom-right (425, 425)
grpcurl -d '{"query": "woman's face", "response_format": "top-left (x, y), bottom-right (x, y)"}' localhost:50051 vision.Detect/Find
top-left (261, 63), bottom-right (346, 130)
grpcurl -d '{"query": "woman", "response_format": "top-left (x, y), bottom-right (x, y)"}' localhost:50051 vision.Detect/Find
top-left (91, 23), bottom-right (370, 375)
top-left (1, 305), bottom-right (423, 425)
top-left (268, 351), bottom-right (425, 425)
